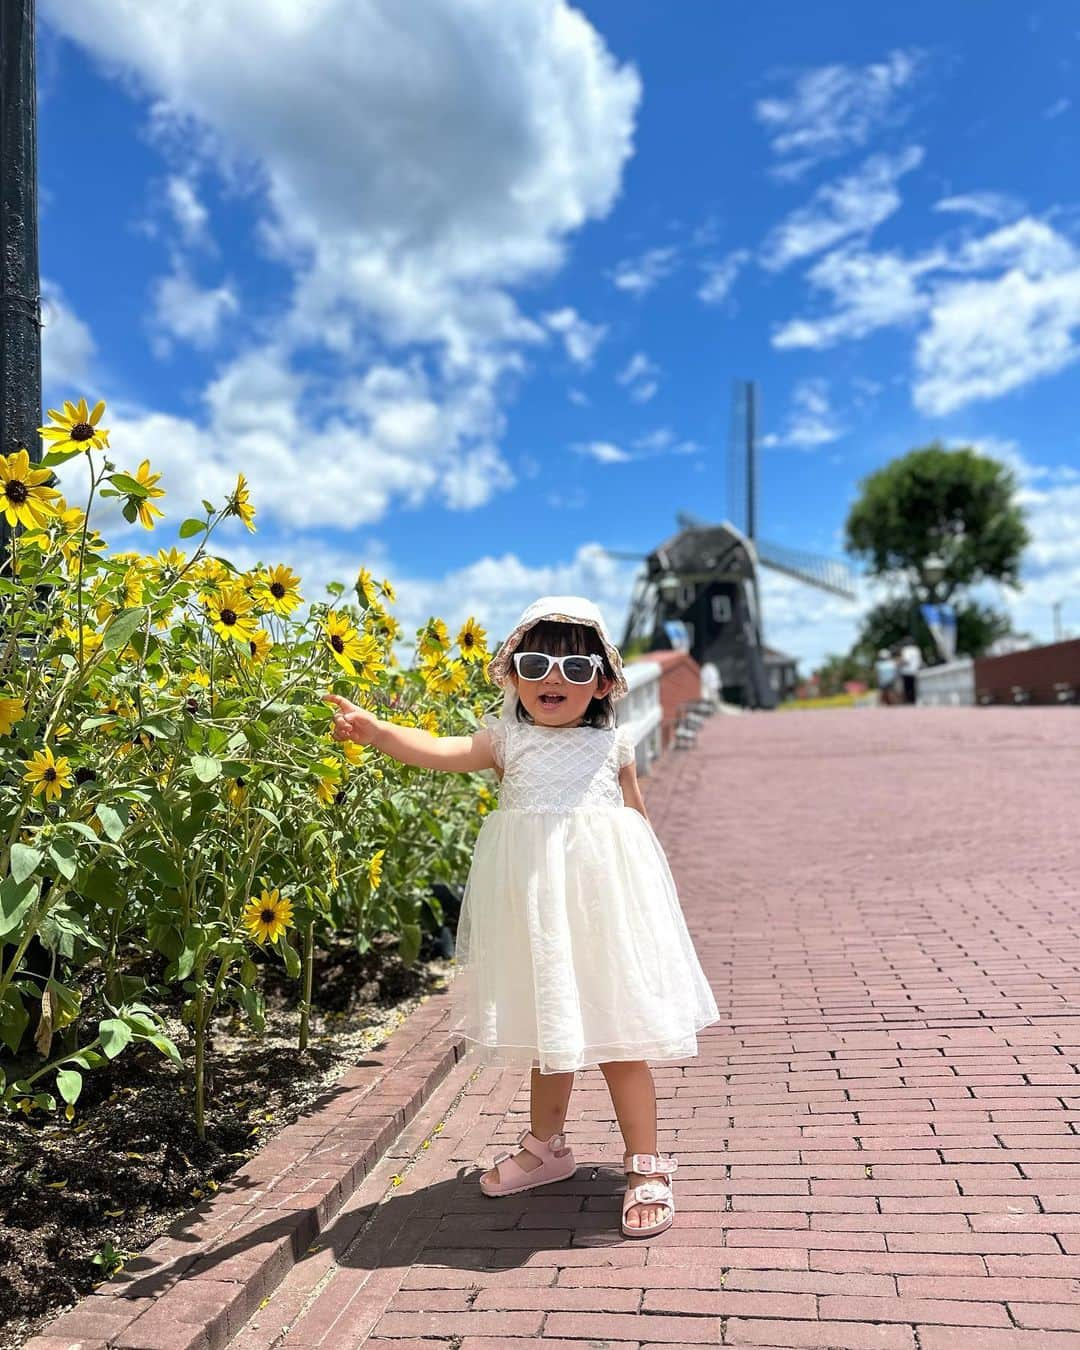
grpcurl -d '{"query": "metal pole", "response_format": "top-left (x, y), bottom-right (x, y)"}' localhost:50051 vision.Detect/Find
top-left (745, 379), bottom-right (756, 541)
top-left (0, 0), bottom-right (42, 556)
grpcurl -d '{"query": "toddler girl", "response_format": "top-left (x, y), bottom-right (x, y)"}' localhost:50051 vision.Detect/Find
top-left (325, 594), bottom-right (719, 1238)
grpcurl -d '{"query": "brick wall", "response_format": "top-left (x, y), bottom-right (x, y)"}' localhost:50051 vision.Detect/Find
top-left (631, 649), bottom-right (702, 750)
top-left (973, 638), bottom-right (1080, 705)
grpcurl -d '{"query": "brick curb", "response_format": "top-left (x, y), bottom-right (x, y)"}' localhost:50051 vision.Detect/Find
top-left (25, 995), bottom-right (466, 1350)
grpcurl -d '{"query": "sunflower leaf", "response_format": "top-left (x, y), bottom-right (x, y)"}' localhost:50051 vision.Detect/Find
top-left (94, 804), bottom-right (125, 842)
top-left (102, 606), bottom-right (149, 653)
top-left (108, 473), bottom-right (149, 497)
top-left (97, 1017), bottom-right (132, 1059)
top-left (40, 447), bottom-right (86, 468)
top-left (191, 754), bottom-right (222, 783)
top-left (178, 518), bottom-right (206, 539)
top-left (9, 843), bottom-right (42, 885)
top-left (55, 1067), bottom-right (82, 1105)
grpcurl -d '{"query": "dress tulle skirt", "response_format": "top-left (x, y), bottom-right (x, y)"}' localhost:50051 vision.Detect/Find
top-left (440, 806), bottom-right (721, 1074)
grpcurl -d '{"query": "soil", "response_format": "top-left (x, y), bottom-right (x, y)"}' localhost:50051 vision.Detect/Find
top-left (0, 930), bottom-right (455, 1350)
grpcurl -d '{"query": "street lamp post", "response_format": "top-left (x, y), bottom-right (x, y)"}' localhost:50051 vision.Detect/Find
top-left (0, 0), bottom-right (42, 557)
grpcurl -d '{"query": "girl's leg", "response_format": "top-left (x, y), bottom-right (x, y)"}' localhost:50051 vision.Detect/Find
top-left (481, 1063), bottom-right (575, 1187)
top-left (598, 1059), bottom-right (671, 1230)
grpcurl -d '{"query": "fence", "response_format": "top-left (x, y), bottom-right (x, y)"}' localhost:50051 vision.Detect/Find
top-left (618, 659), bottom-right (663, 774)
top-left (916, 659), bottom-right (976, 706)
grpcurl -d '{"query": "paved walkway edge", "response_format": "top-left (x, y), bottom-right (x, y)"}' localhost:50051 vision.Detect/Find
top-left (25, 996), bottom-right (467, 1350)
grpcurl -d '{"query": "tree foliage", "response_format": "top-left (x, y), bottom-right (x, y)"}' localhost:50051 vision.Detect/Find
top-left (844, 443), bottom-right (1029, 598)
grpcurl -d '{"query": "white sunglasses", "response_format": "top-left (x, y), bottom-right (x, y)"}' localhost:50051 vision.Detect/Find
top-left (512, 651), bottom-right (604, 684)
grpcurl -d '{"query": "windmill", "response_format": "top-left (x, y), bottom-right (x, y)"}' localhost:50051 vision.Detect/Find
top-left (617, 380), bottom-right (857, 709)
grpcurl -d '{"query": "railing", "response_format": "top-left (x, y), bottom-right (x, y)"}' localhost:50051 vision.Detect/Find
top-left (618, 660), bottom-right (663, 774)
top-left (917, 659), bottom-right (975, 707)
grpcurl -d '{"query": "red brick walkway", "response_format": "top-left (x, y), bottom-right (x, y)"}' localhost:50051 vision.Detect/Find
top-left (232, 707), bottom-right (1080, 1348)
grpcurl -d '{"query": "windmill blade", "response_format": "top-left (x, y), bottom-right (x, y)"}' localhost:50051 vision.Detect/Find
top-left (595, 548), bottom-right (648, 561)
top-left (756, 538), bottom-right (858, 601)
top-left (676, 510), bottom-right (710, 531)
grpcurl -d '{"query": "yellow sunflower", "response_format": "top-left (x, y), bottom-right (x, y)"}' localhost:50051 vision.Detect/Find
top-left (227, 473), bottom-right (256, 532)
top-left (255, 563), bottom-right (302, 616)
top-left (152, 546), bottom-right (187, 578)
top-left (0, 450), bottom-right (61, 529)
top-left (241, 888), bottom-right (294, 945)
top-left (368, 848), bottom-right (385, 891)
top-left (247, 628), bottom-right (272, 664)
top-left (476, 784), bottom-right (495, 816)
top-left (417, 710), bottom-right (439, 735)
top-left (130, 459), bottom-right (166, 530)
top-left (365, 604), bottom-right (401, 645)
top-left (23, 747), bottom-right (74, 803)
top-left (204, 585), bottom-right (258, 643)
top-left (379, 577), bottom-right (397, 603)
top-left (417, 617), bottom-right (450, 661)
top-left (324, 611), bottom-right (384, 681)
top-left (313, 757), bottom-right (344, 805)
top-left (456, 617), bottom-right (488, 662)
top-left (341, 740), bottom-right (366, 766)
top-left (226, 778), bottom-right (247, 808)
top-left (422, 656), bottom-right (467, 696)
top-left (0, 694), bottom-right (26, 736)
top-left (355, 566), bottom-right (377, 606)
top-left (39, 398), bottom-right (110, 455)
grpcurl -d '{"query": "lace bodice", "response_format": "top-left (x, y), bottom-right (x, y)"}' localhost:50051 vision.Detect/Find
top-left (483, 714), bottom-right (635, 813)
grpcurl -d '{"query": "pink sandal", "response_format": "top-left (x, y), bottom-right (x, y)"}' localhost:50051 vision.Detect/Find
top-left (621, 1151), bottom-right (678, 1238)
top-left (479, 1127), bottom-right (576, 1197)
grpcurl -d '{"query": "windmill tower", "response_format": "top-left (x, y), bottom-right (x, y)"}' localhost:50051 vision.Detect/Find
top-left (620, 380), bottom-right (857, 709)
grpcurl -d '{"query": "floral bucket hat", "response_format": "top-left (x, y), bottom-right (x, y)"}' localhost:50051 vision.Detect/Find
top-left (487, 595), bottom-right (629, 701)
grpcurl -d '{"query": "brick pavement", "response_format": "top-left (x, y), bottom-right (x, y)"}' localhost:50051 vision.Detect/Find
top-left (219, 709), bottom-right (1080, 1345)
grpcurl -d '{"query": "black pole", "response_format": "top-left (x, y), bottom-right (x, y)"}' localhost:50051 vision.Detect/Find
top-left (0, 0), bottom-right (42, 555)
top-left (745, 379), bottom-right (756, 541)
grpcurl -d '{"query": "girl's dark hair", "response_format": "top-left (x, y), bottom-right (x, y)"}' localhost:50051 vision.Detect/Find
top-left (511, 619), bottom-right (616, 728)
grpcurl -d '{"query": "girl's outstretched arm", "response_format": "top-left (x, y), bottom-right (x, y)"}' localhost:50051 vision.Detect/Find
top-left (323, 693), bottom-right (496, 774)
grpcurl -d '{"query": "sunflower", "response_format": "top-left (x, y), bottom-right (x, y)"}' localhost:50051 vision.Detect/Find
top-left (130, 459), bottom-right (166, 530)
top-left (39, 398), bottom-right (110, 455)
top-left (313, 757), bottom-right (344, 805)
top-left (341, 740), bottom-right (366, 766)
top-left (365, 604), bottom-right (401, 646)
top-left (204, 585), bottom-right (258, 643)
top-left (422, 656), bottom-right (467, 696)
top-left (324, 611), bottom-right (384, 681)
top-left (476, 784), bottom-right (495, 816)
top-left (417, 710), bottom-right (439, 735)
top-left (255, 563), bottom-right (302, 616)
top-left (241, 888), bottom-right (294, 945)
top-left (226, 777), bottom-right (247, 808)
top-left (368, 848), bottom-right (385, 891)
top-left (355, 566), bottom-right (377, 606)
top-left (227, 473), bottom-right (256, 532)
top-left (0, 450), bottom-right (61, 529)
top-left (0, 694), bottom-right (26, 736)
top-left (247, 628), bottom-right (272, 664)
top-left (23, 746), bottom-right (74, 803)
top-left (152, 546), bottom-right (187, 579)
top-left (379, 577), bottom-right (397, 603)
top-left (417, 617), bottom-right (450, 661)
top-left (456, 617), bottom-right (487, 662)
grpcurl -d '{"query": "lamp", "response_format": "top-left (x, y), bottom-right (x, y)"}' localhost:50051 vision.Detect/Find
top-left (922, 553), bottom-right (945, 590)
top-left (658, 573), bottom-right (681, 607)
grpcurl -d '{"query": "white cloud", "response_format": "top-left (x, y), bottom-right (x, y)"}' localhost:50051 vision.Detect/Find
top-left (574, 440), bottom-right (631, 464)
top-left (41, 0), bottom-right (641, 528)
top-left (567, 387), bottom-right (590, 407)
top-left (542, 307), bottom-right (607, 367)
top-left (933, 192), bottom-right (1024, 224)
top-left (165, 175), bottom-right (211, 247)
top-left (914, 266), bottom-right (1080, 415)
top-left (616, 350), bottom-right (660, 402)
top-left (760, 147), bottom-right (924, 272)
top-left (1044, 97), bottom-right (1071, 120)
top-left (772, 246), bottom-right (938, 349)
top-left (763, 378), bottom-right (844, 450)
top-left (152, 269), bottom-right (239, 350)
top-left (610, 246), bottom-right (678, 296)
top-left (40, 280), bottom-right (96, 393)
top-left (698, 249), bottom-right (750, 305)
top-left (755, 49), bottom-right (922, 178)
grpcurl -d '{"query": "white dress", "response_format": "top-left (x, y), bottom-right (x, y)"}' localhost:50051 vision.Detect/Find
top-left (442, 713), bottom-right (721, 1075)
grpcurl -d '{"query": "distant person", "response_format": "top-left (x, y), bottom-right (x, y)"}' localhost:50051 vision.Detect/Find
top-left (875, 648), bottom-right (897, 706)
top-left (897, 636), bottom-right (922, 705)
top-left (700, 661), bottom-right (721, 707)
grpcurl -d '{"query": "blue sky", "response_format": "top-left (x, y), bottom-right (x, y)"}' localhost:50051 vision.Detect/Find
top-left (35, 0), bottom-right (1080, 671)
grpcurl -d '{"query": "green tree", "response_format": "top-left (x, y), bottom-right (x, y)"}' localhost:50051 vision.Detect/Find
top-left (844, 443), bottom-right (1030, 660)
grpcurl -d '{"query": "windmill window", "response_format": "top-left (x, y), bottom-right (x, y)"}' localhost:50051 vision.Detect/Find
top-left (711, 595), bottom-right (732, 623)
top-left (680, 583), bottom-right (694, 607)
